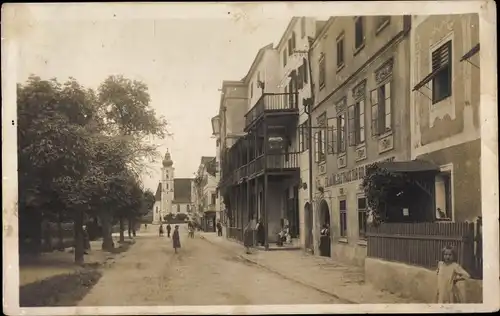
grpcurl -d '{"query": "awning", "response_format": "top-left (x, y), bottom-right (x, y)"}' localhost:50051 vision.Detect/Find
top-left (376, 159), bottom-right (440, 173)
top-left (460, 43), bottom-right (480, 62)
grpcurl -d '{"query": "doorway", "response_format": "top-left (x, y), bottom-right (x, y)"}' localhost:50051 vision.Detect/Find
top-left (319, 199), bottom-right (331, 257)
top-left (304, 202), bottom-right (313, 251)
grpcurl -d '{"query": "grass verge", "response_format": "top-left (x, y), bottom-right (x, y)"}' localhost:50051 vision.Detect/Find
top-left (19, 268), bottom-right (102, 307)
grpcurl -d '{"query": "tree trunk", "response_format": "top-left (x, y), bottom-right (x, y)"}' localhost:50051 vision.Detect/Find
top-left (119, 216), bottom-right (125, 243)
top-left (74, 209), bottom-right (84, 265)
top-left (57, 210), bottom-right (64, 251)
top-left (100, 212), bottom-right (114, 251)
top-left (132, 217), bottom-right (137, 237)
top-left (128, 217), bottom-right (132, 238)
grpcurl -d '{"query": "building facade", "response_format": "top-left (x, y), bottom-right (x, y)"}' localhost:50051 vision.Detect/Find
top-left (193, 156), bottom-right (218, 232)
top-left (410, 14), bottom-right (481, 222)
top-left (309, 16), bottom-right (412, 265)
top-left (216, 17), bottom-right (326, 249)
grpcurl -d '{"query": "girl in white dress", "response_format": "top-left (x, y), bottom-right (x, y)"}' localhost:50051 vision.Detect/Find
top-left (436, 245), bottom-right (470, 303)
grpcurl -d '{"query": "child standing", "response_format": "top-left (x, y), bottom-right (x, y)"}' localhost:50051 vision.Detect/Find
top-left (436, 245), bottom-right (470, 303)
top-left (172, 225), bottom-right (181, 253)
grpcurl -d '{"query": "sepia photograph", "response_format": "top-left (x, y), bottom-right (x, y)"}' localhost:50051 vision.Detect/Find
top-left (2, 1), bottom-right (498, 315)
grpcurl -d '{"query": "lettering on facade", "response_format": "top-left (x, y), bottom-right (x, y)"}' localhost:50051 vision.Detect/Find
top-left (325, 156), bottom-right (396, 187)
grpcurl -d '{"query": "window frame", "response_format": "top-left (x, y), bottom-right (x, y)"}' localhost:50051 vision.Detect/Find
top-left (336, 32), bottom-right (345, 68)
top-left (357, 196), bottom-right (367, 239)
top-left (318, 54), bottom-right (326, 89)
top-left (336, 112), bottom-right (346, 154)
top-left (431, 40), bottom-right (453, 104)
top-left (370, 80), bottom-right (392, 136)
top-left (354, 16), bottom-right (365, 52)
top-left (339, 199), bottom-right (347, 238)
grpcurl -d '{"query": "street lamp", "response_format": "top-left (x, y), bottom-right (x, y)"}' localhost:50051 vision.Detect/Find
top-left (211, 115), bottom-right (221, 138)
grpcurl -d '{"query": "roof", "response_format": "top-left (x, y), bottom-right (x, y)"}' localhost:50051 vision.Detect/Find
top-left (275, 17), bottom-right (300, 50)
top-left (173, 178), bottom-right (193, 203)
top-left (154, 182), bottom-right (162, 201)
top-left (240, 43), bottom-right (274, 82)
top-left (377, 160), bottom-right (440, 173)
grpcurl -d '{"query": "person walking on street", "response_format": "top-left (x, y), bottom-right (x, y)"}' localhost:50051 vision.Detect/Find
top-left (243, 222), bottom-right (253, 254)
top-left (166, 223), bottom-right (172, 238)
top-left (172, 225), bottom-right (181, 254)
top-left (159, 223), bottom-right (164, 237)
top-left (216, 221), bottom-right (223, 237)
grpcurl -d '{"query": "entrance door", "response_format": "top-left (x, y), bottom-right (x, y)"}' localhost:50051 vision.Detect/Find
top-left (286, 186), bottom-right (300, 238)
top-left (304, 202), bottom-right (313, 250)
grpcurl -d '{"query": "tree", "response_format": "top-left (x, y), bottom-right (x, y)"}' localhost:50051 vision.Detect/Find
top-left (97, 75), bottom-right (169, 242)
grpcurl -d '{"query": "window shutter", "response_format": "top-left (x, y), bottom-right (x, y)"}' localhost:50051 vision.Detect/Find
top-left (432, 40), bottom-right (451, 71)
top-left (314, 132), bottom-right (320, 162)
top-left (303, 58), bottom-right (309, 84)
top-left (327, 118), bottom-right (335, 154)
top-left (370, 89), bottom-right (379, 136)
top-left (320, 128), bottom-right (326, 159)
top-left (297, 66), bottom-right (304, 90)
top-left (348, 105), bottom-right (356, 146)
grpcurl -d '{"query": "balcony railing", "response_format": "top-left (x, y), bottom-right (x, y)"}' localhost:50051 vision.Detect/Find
top-left (245, 93), bottom-right (299, 128)
top-left (247, 155), bottom-right (264, 178)
top-left (266, 152), bottom-right (300, 170)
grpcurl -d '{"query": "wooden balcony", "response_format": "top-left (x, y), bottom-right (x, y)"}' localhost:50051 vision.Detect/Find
top-left (245, 152), bottom-right (300, 180)
top-left (244, 93), bottom-right (299, 131)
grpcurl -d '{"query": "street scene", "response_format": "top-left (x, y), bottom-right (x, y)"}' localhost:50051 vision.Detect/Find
top-left (4, 3), bottom-right (493, 314)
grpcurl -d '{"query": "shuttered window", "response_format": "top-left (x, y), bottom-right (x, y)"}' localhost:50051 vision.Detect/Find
top-left (432, 40), bottom-right (452, 104)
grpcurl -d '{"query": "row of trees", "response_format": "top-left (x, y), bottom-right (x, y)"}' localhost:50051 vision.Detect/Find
top-left (18, 74), bottom-right (168, 264)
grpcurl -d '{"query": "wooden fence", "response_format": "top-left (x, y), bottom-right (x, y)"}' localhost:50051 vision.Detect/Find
top-left (366, 220), bottom-right (482, 279)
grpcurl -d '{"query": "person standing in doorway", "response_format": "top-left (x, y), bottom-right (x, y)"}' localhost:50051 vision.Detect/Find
top-left (172, 225), bottom-right (181, 254)
top-left (166, 223), bottom-right (172, 238)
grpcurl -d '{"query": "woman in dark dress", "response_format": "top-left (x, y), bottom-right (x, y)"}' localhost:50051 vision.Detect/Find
top-left (172, 225), bottom-right (181, 253)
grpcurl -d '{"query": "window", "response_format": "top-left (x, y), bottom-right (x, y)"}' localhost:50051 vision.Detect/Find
top-left (288, 32), bottom-right (296, 56)
top-left (376, 16), bottom-right (390, 31)
top-left (166, 183), bottom-right (169, 190)
top-left (314, 115), bottom-right (326, 163)
top-left (327, 118), bottom-right (336, 154)
top-left (340, 199), bottom-right (347, 238)
top-left (301, 17), bottom-right (306, 38)
top-left (250, 83), bottom-right (253, 98)
top-left (211, 193), bottom-right (217, 205)
top-left (370, 82), bottom-right (392, 136)
top-left (336, 33), bottom-right (345, 67)
top-left (319, 55), bottom-right (326, 89)
top-left (348, 101), bottom-right (366, 146)
top-left (299, 120), bottom-right (310, 152)
top-left (354, 17), bottom-right (365, 50)
top-left (283, 49), bottom-right (288, 67)
top-left (432, 40), bottom-right (452, 104)
top-left (335, 113), bottom-right (346, 153)
top-left (177, 204), bottom-right (180, 213)
top-left (357, 197), bottom-right (367, 239)
top-left (435, 170), bottom-right (453, 221)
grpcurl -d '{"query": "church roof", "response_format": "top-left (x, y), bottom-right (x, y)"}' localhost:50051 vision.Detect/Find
top-left (173, 178), bottom-right (193, 204)
top-left (155, 182), bottom-right (162, 201)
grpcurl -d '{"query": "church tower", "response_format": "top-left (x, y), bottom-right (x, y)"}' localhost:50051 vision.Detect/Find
top-left (161, 150), bottom-right (175, 222)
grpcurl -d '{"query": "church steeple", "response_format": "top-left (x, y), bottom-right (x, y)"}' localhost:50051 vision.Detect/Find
top-left (162, 149), bottom-right (173, 167)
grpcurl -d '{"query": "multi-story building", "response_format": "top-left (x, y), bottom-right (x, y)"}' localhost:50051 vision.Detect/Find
top-left (193, 156), bottom-right (218, 232)
top-left (213, 79), bottom-right (249, 236)
top-left (410, 14), bottom-right (480, 222)
top-left (309, 16), bottom-right (412, 265)
top-left (216, 17), bottom-right (325, 249)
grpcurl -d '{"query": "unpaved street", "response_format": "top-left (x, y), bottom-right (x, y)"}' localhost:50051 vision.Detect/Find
top-left (79, 225), bottom-right (341, 306)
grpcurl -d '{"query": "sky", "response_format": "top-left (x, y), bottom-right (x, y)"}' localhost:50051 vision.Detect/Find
top-left (15, 4), bottom-right (290, 192)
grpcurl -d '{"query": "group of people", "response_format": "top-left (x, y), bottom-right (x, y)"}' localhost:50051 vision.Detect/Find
top-left (158, 223), bottom-right (181, 253)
